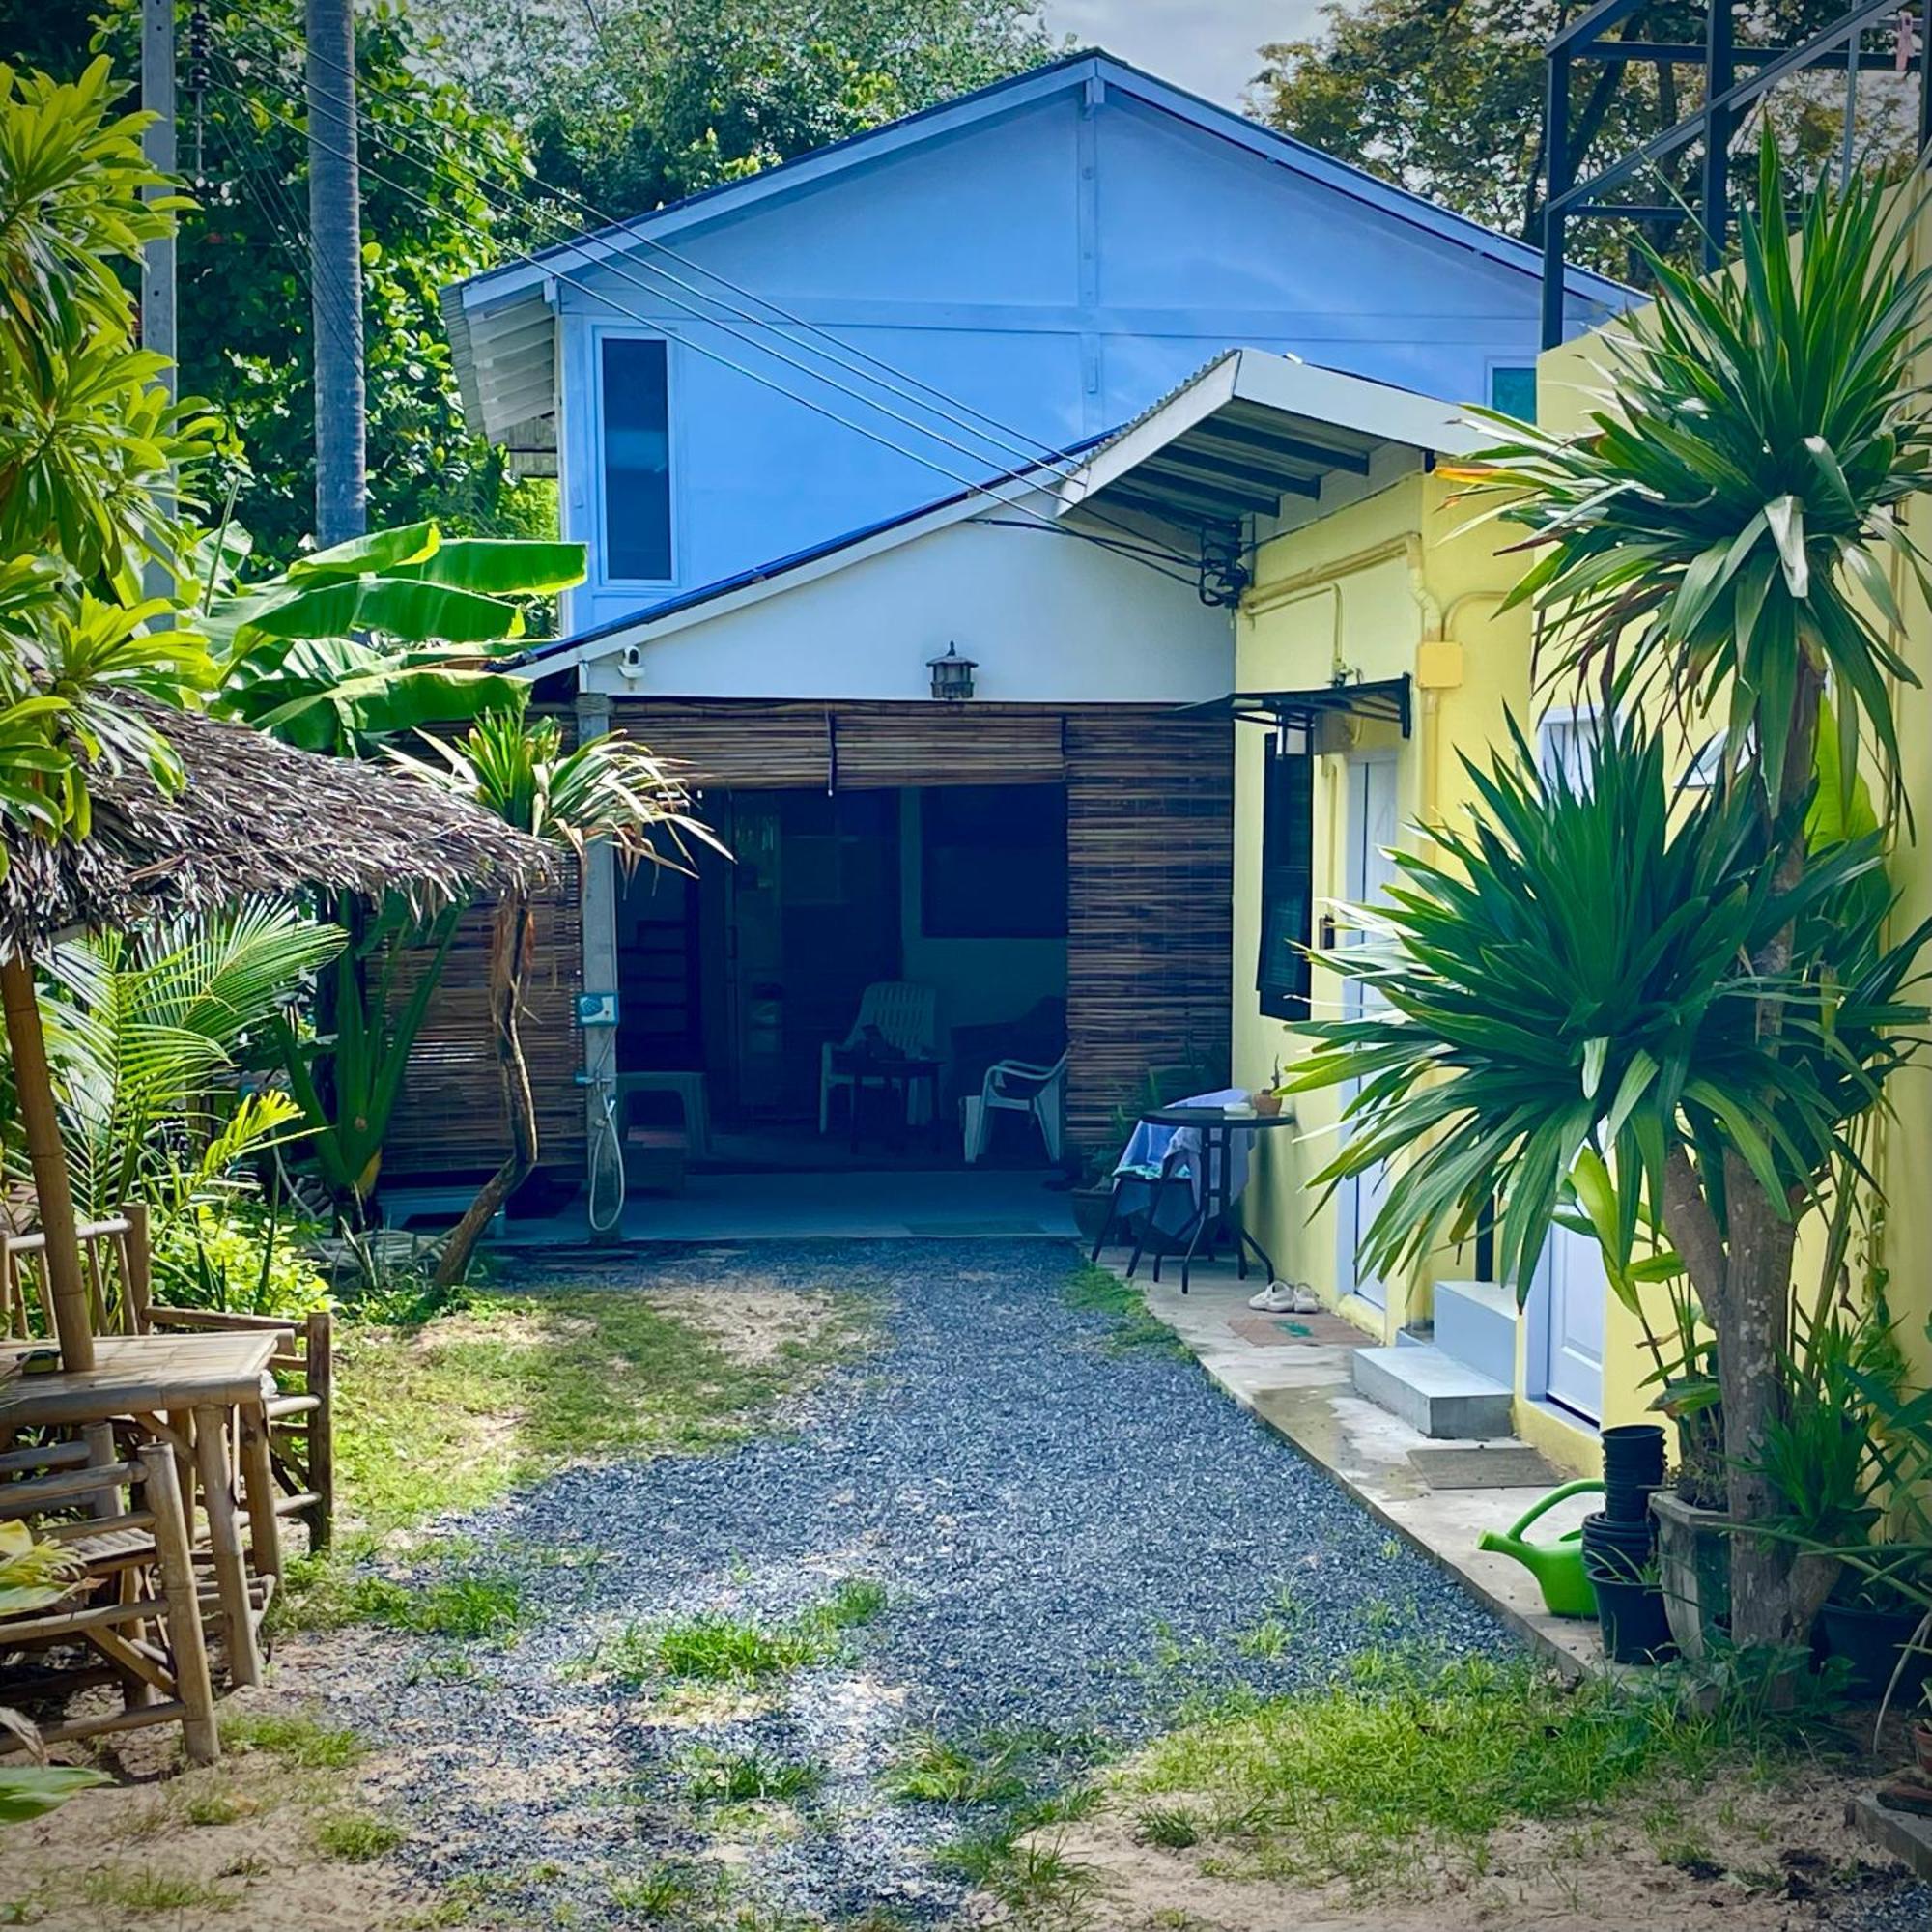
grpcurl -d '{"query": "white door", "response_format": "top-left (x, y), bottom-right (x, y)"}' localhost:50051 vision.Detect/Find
top-left (1336, 753), bottom-right (1400, 1309)
top-left (1535, 1224), bottom-right (1606, 1423)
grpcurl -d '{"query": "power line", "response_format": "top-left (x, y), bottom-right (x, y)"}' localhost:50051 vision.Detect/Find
top-left (218, 45), bottom-right (1166, 554)
top-left (204, 68), bottom-right (1208, 593)
top-left (243, 11), bottom-right (1134, 497)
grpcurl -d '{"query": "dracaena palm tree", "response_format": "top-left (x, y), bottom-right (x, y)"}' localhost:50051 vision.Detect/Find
top-left (392, 709), bottom-right (724, 1285)
top-left (1303, 133), bottom-right (1932, 1647)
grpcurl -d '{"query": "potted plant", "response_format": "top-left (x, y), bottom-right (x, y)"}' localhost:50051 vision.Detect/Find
top-left (1817, 1559), bottom-right (1932, 1705)
top-left (1587, 1548), bottom-right (1676, 1666)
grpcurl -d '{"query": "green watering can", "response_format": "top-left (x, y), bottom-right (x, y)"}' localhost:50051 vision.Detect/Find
top-left (1477, 1479), bottom-right (1604, 1619)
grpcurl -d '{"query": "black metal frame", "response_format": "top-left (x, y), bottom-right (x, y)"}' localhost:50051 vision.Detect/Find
top-left (1185, 675), bottom-right (1412, 740)
top-left (1542, 0), bottom-right (1932, 347)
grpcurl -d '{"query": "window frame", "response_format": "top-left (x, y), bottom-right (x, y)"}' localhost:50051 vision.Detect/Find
top-left (1255, 727), bottom-right (1316, 1023)
top-left (1536, 701), bottom-right (1605, 790)
top-left (593, 326), bottom-right (679, 589)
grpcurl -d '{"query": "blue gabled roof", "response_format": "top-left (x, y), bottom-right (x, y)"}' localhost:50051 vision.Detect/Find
top-left (450, 47), bottom-right (1628, 315)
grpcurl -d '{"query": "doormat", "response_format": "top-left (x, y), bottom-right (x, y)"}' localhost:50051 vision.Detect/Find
top-left (1408, 1445), bottom-right (1561, 1490)
top-left (1228, 1313), bottom-right (1368, 1349)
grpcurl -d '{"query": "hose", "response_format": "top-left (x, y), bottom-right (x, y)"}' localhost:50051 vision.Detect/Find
top-left (585, 1076), bottom-right (626, 1237)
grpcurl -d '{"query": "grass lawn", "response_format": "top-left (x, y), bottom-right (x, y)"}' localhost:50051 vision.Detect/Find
top-left (329, 1282), bottom-right (873, 1537)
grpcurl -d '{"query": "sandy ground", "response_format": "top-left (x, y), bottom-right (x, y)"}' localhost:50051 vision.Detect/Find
top-left (1023, 1763), bottom-right (1917, 1932)
top-left (0, 1692), bottom-right (426, 1931)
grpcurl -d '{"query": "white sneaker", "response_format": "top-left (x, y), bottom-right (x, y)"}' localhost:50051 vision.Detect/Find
top-left (1248, 1280), bottom-right (1321, 1314)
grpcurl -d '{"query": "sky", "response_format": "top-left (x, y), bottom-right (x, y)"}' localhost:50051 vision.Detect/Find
top-left (1039, 1), bottom-right (1324, 108)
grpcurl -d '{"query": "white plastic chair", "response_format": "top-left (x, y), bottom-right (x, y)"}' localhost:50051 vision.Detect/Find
top-left (818, 981), bottom-right (940, 1133)
top-left (961, 1051), bottom-right (1067, 1165)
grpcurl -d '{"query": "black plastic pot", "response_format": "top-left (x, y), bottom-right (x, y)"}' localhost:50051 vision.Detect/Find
top-left (1592, 1575), bottom-right (1678, 1665)
top-left (1603, 1481), bottom-right (1662, 1524)
top-left (1602, 1424), bottom-right (1666, 1492)
top-left (1581, 1511), bottom-right (1656, 1582)
top-left (1817, 1600), bottom-right (1932, 1705)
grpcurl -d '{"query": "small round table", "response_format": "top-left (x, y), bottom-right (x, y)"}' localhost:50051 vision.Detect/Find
top-left (833, 1046), bottom-right (942, 1151)
top-left (1136, 1105), bottom-right (1295, 1293)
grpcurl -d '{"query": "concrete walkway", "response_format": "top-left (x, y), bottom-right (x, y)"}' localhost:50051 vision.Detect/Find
top-left (1115, 1252), bottom-right (1608, 1673)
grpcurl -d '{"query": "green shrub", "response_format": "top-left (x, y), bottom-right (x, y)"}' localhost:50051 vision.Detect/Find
top-left (153, 1203), bottom-right (330, 1320)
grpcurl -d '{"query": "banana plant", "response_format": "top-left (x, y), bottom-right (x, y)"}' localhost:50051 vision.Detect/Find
top-left (207, 520), bottom-right (584, 755)
top-left (198, 517), bottom-right (588, 1212)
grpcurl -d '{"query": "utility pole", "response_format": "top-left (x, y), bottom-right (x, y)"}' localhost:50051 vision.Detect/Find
top-left (140, 0), bottom-right (177, 600)
top-left (306, 0), bottom-right (366, 546)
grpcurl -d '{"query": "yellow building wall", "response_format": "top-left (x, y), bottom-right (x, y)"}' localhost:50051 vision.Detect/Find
top-left (1230, 470), bottom-right (1548, 1354)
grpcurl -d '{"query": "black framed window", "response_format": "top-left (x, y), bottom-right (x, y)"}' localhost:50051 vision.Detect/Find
top-left (922, 785), bottom-right (1066, 939)
top-left (1257, 737), bottom-right (1314, 1020)
top-left (602, 336), bottom-right (672, 581)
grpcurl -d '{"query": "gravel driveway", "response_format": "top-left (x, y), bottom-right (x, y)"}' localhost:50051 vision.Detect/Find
top-left (292, 1239), bottom-right (1518, 1924)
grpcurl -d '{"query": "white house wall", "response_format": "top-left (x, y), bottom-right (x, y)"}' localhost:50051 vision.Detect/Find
top-left (578, 516), bottom-right (1232, 703)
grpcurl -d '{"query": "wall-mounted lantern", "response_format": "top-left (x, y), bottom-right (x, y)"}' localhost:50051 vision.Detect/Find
top-left (927, 641), bottom-right (977, 702)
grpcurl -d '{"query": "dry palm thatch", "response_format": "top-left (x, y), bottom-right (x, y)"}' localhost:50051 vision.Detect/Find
top-left (0, 699), bottom-right (551, 1374)
top-left (0, 698), bottom-right (551, 960)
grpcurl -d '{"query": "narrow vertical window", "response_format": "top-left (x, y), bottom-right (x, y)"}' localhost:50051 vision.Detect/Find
top-left (602, 336), bottom-right (671, 581)
top-left (1257, 730), bottom-right (1315, 1021)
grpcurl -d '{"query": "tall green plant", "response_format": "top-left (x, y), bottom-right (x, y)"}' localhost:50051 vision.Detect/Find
top-left (1318, 134), bottom-right (1932, 1646)
top-left (0, 56), bottom-right (217, 855)
top-left (1289, 716), bottom-right (1932, 1642)
top-left (393, 711), bottom-right (721, 1285)
top-left (208, 519), bottom-right (589, 1213)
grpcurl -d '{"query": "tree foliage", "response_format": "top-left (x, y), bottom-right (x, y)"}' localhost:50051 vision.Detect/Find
top-left (0, 55), bottom-right (214, 856)
top-left (1253, 0), bottom-right (1901, 271)
top-left (1295, 136), bottom-right (1932, 1647)
top-left (421, 0), bottom-right (1055, 224)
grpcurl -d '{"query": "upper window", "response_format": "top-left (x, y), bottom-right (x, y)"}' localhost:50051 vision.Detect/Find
top-left (1257, 734), bottom-right (1315, 1022)
top-left (1490, 365), bottom-right (1537, 423)
top-left (601, 336), bottom-right (672, 582)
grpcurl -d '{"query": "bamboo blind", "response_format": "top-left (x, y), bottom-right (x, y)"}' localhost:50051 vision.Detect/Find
top-left (1064, 713), bottom-right (1235, 1146)
top-left (381, 865), bottom-right (585, 1179)
top-left (611, 699), bottom-right (1065, 790)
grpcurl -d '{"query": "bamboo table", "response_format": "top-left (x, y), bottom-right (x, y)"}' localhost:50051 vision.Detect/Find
top-left (0, 1330), bottom-right (284, 1686)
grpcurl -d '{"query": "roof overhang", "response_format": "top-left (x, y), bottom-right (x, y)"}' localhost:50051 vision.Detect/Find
top-left (1056, 350), bottom-right (1482, 529)
top-left (1183, 675), bottom-right (1412, 740)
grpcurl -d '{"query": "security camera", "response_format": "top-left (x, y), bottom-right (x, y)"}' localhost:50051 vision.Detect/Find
top-left (619, 643), bottom-right (645, 677)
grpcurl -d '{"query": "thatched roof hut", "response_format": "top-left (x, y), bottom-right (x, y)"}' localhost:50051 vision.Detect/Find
top-left (0, 698), bottom-right (550, 958)
top-left (0, 698), bottom-right (551, 1371)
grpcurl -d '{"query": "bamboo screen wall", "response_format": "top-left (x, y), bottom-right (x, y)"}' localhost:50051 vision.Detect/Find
top-left (1063, 713), bottom-right (1234, 1143)
top-left (613, 699), bottom-right (1234, 1151)
top-left (379, 700), bottom-right (1232, 1178)
top-left (381, 866), bottom-right (586, 1180)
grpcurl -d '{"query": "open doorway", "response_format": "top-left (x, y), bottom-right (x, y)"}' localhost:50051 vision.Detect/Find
top-left (613, 782), bottom-right (1069, 1172)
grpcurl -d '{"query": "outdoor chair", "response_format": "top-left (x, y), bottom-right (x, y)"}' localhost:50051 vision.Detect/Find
top-left (961, 1051), bottom-right (1067, 1164)
top-left (0, 1439), bottom-right (219, 1765)
top-left (818, 981), bottom-right (939, 1134)
top-left (1, 1209), bottom-right (334, 1555)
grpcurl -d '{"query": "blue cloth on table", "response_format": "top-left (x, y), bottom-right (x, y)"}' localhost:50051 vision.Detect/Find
top-left (1110, 1087), bottom-right (1252, 1235)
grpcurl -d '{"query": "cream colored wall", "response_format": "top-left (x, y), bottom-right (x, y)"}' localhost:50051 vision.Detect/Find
top-left (1232, 469), bottom-right (1537, 1348)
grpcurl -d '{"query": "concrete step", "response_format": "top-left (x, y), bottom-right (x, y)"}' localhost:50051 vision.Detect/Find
top-left (1434, 1278), bottom-right (1519, 1387)
top-left (1351, 1342), bottom-right (1514, 1439)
